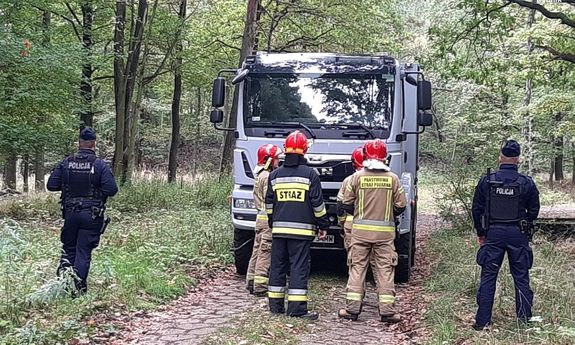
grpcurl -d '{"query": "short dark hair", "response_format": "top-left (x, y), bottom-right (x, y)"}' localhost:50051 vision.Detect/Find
top-left (79, 138), bottom-right (96, 149)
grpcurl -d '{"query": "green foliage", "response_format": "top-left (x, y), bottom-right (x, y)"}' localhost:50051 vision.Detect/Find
top-left (0, 179), bottom-right (232, 344)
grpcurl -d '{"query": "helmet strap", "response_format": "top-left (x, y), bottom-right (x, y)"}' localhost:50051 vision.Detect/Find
top-left (263, 157), bottom-right (272, 171)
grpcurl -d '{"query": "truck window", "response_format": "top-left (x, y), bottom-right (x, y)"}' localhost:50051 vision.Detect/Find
top-left (243, 74), bottom-right (394, 139)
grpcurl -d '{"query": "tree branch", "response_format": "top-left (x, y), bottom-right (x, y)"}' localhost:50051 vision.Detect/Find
top-left (203, 39), bottom-right (241, 51)
top-left (93, 75), bottom-right (115, 81)
top-left (534, 45), bottom-right (575, 63)
top-left (506, 0), bottom-right (575, 28)
top-left (33, 6), bottom-right (81, 41)
top-left (64, 2), bottom-right (83, 27)
top-left (449, 2), bottom-right (512, 52)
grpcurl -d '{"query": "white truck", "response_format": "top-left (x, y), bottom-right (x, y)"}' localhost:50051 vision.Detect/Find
top-left (209, 53), bottom-right (433, 282)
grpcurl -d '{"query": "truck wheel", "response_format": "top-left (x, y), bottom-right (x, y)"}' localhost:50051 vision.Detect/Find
top-left (394, 232), bottom-right (411, 283)
top-left (410, 204), bottom-right (417, 267)
top-left (233, 228), bottom-right (254, 275)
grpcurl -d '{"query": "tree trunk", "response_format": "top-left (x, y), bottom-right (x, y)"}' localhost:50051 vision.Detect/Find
top-left (80, 0), bottom-right (94, 126)
top-left (521, 4), bottom-right (536, 176)
top-left (572, 143), bottom-right (575, 185)
top-left (23, 154), bottom-right (29, 193)
top-left (35, 10), bottom-right (50, 192)
top-left (219, 0), bottom-right (262, 178)
top-left (193, 87), bottom-right (201, 178)
top-left (34, 149), bottom-right (45, 192)
top-left (554, 113), bottom-right (564, 181)
top-left (113, 0), bottom-right (127, 178)
top-left (5, 153), bottom-right (17, 190)
top-left (168, 0), bottom-right (186, 183)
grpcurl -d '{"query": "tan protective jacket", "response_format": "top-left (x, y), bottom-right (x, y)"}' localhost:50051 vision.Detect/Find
top-left (254, 169), bottom-right (270, 229)
top-left (342, 169), bottom-right (407, 241)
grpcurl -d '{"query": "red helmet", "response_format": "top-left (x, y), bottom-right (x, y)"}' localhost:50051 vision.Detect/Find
top-left (364, 139), bottom-right (387, 162)
top-left (257, 144), bottom-right (281, 165)
top-left (351, 146), bottom-right (365, 170)
top-left (284, 130), bottom-right (308, 155)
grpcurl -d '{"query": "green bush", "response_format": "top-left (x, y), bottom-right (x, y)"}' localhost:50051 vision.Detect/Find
top-left (0, 177), bottom-right (233, 344)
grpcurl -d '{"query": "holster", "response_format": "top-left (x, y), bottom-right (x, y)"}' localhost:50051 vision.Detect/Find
top-left (520, 220), bottom-right (535, 241)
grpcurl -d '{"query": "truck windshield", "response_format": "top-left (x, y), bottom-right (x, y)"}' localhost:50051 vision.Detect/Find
top-left (243, 74), bottom-right (394, 138)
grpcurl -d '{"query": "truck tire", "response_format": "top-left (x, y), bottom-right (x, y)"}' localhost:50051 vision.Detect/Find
top-left (233, 228), bottom-right (254, 276)
top-left (410, 204), bottom-right (417, 267)
top-left (394, 232), bottom-right (411, 283)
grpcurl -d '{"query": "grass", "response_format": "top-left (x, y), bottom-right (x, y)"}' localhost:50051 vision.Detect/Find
top-left (0, 176), bottom-right (233, 345)
top-left (424, 227), bottom-right (575, 345)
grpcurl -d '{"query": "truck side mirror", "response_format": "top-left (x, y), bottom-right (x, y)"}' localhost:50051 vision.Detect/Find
top-left (211, 77), bottom-right (226, 108)
top-left (418, 113), bottom-right (433, 127)
top-left (210, 109), bottom-right (224, 124)
top-left (417, 80), bottom-right (432, 111)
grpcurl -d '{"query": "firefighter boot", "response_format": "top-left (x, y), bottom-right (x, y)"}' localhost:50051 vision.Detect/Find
top-left (246, 280), bottom-right (254, 294)
top-left (296, 311), bottom-right (319, 321)
top-left (380, 313), bottom-right (402, 323)
top-left (338, 308), bottom-right (359, 321)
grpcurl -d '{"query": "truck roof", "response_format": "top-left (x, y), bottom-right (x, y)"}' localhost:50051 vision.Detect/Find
top-left (245, 52), bottom-right (397, 75)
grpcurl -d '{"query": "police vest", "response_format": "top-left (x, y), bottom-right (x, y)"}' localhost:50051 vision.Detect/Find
top-left (62, 154), bottom-right (103, 204)
top-left (488, 176), bottom-right (526, 223)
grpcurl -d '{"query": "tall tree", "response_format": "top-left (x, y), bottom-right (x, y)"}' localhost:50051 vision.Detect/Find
top-left (35, 9), bottom-right (52, 192)
top-left (79, 0), bottom-right (94, 126)
top-left (112, 0), bottom-right (149, 183)
top-left (168, 0), bottom-right (187, 183)
top-left (219, 0), bottom-right (262, 177)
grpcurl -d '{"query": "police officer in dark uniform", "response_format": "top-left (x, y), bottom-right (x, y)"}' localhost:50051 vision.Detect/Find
top-left (47, 127), bottom-right (118, 294)
top-left (471, 139), bottom-right (540, 330)
top-left (265, 130), bottom-right (329, 320)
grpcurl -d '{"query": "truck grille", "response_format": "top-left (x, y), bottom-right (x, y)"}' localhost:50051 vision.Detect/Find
top-left (311, 161), bottom-right (354, 182)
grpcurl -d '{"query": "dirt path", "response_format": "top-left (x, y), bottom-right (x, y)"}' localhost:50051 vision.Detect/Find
top-left (113, 214), bottom-right (445, 345)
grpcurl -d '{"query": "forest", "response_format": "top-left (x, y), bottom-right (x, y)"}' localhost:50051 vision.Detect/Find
top-left (0, 1), bottom-right (574, 344)
top-left (1, 0), bottom-right (573, 188)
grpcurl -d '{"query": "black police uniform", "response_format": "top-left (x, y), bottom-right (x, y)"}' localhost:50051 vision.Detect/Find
top-left (47, 128), bottom-right (118, 293)
top-left (471, 140), bottom-right (540, 328)
top-left (265, 153), bottom-right (329, 317)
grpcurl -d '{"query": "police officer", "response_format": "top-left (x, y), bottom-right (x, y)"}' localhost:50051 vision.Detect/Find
top-left (338, 139), bottom-right (407, 323)
top-left (265, 131), bottom-right (329, 320)
top-left (472, 139), bottom-right (540, 330)
top-left (246, 144), bottom-right (282, 296)
top-left (47, 127), bottom-right (118, 294)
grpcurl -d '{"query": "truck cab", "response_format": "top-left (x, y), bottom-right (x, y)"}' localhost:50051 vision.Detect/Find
top-left (210, 52), bottom-right (432, 282)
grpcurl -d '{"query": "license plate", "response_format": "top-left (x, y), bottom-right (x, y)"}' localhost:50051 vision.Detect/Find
top-left (313, 235), bottom-right (334, 244)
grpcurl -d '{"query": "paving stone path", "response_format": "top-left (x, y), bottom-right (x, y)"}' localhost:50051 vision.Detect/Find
top-left (296, 213), bottom-right (444, 345)
top-left (115, 270), bottom-right (257, 345)
top-left (116, 214), bottom-right (444, 345)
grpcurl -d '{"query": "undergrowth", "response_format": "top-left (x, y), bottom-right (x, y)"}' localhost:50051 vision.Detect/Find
top-left (424, 228), bottom-right (575, 344)
top-left (0, 176), bottom-right (233, 344)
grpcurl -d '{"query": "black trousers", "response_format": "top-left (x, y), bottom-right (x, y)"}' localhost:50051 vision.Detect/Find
top-left (58, 210), bottom-right (103, 292)
top-left (268, 237), bottom-right (311, 316)
top-left (476, 226), bottom-right (533, 326)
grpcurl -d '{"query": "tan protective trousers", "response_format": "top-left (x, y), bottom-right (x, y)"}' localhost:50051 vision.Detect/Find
top-left (343, 219), bottom-right (379, 288)
top-left (345, 235), bottom-right (398, 316)
top-left (246, 219), bottom-right (272, 293)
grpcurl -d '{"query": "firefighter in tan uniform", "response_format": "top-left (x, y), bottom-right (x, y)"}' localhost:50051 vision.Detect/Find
top-left (337, 139), bottom-right (407, 323)
top-left (246, 144), bottom-right (282, 296)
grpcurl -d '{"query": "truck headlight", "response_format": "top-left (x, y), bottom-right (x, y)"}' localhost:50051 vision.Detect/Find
top-left (234, 198), bottom-right (255, 209)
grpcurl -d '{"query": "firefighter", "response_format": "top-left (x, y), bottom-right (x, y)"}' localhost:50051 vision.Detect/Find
top-left (246, 144), bottom-right (282, 296)
top-left (265, 130), bottom-right (329, 320)
top-left (337, 139), bottom-right (407, 323)
top-left (47, 127), bottom-right (118, 295)
top-left (337, 146), bottom-right (365, 251)
top-left (337, 146), bottom-right (380, 290)
top-left (471, 139), bottom-right (540, 330)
